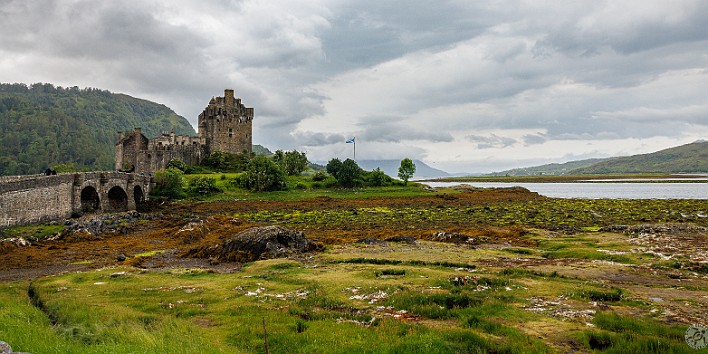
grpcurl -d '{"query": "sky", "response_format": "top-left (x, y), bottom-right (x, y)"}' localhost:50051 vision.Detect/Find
top-left (1, 0), bottom-right (707, 173)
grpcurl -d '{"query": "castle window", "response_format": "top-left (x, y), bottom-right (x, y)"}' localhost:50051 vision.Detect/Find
top-left (228, 128), bottom-right (233, 138)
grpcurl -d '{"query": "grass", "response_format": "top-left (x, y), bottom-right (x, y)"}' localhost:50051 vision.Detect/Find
top-left (1, 238), bottom-right (703, 353)
top-left (1, 184), bottom-right (706, 352)
top-left (179, 173), bottom-right (437, 202)
top-left (0, 224), bottom-right (65, 240)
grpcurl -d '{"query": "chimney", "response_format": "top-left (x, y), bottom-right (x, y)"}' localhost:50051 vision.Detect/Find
top-left (134, 127), bottom-right (142, 136)
top-left (117, 131), bottom-right (123, 141)
top-left (224, 89), bottom-right (234, 108)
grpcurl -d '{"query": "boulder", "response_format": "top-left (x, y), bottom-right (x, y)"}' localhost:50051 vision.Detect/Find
top-left (385, 236), bottom-right (417, 244)
top-left (0, 341), bottom-right (11, 354)
top-left (182, 226), bottom-right (317, 263)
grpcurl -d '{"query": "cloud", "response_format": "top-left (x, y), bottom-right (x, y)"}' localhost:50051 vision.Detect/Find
top-left (2, 0), bottom-right (707, 173)
top-left (292, 131), bottom-right (347, 147)
top-left (466, 134), bottom-right (518, 149)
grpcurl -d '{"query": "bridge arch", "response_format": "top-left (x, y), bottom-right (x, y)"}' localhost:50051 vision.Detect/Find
top-left (133, 185), bottom-right (145, 205)
top-left (1, 172), bottom-right (153, 227)
top-left (106, 186), bottom-right (129, 212)
top-left (80, 186), bottom-right (100, 212)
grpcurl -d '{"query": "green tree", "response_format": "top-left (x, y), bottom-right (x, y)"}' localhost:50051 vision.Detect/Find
top-left (326, 158), bottom-right (362, 187)
top-left (326, 158), bottom-right (342, 177)
top-left (367, 168), bottom-right (390, 187)
top-left (398, 158), bottom-right (416, 186)
top-left (241, 156), bottom-right (286, 192)
top-left (152, 168), bottom-right (185, 199)
top-left (283, 150), bottom-right (309, 175)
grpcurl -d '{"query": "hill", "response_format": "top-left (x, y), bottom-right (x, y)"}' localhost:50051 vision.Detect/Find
top-left (571, 141), bottom-right (708, 174)
top-left (0, 83), bottom-right (196, 176)
top-left (487, 158), bottom-right (609, 176)
top-left (356, 159), bottom-right (450, 178)
top-left (488, 141), bottom-right (708, 176)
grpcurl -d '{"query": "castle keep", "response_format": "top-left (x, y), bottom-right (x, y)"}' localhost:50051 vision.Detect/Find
top-left (115, 89), bottom-right (253, 174)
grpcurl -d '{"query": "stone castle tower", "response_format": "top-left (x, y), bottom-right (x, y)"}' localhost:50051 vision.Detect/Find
top-left (115, 89), bottom-right (253, 174)
top-left (198, 89), bottom-right (254, 155)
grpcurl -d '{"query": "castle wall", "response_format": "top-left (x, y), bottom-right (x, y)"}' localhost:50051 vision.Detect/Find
top-left (143, 144), bottom-right (205, 172)
top-left (115, 89), bottom-right (253, 174)
top-left (0, 174), bottom-right (75, 226)
top-left (0, 172), bottom-right (152, 227)
top-left (198, 90), bottom-right (254, 155)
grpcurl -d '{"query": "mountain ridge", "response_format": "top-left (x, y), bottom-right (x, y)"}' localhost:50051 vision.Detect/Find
top-left (487, 141), bottom-right (708, 176)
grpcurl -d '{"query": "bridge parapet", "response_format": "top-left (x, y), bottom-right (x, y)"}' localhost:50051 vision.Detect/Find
top-left (0, 172), bottom-right (152, 227)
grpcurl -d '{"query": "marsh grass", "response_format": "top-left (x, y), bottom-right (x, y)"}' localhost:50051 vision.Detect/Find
top-left (542, 248), bottom-right (636, 264)
top-left (1, 222), bottom-right (703, 353)
top-left (336, 257), bottom-right (476, 269)
top-left (0, 224), bottom-right (65, 240)
top-left (575, 312), bottom-right (692, 353)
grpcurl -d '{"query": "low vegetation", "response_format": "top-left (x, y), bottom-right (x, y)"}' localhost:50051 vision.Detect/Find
top-left (1, 169), bottom-right (706, 352)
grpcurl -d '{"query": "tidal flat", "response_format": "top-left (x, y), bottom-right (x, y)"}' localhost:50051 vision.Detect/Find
top-left (1, 187), bottom-right (706, 353)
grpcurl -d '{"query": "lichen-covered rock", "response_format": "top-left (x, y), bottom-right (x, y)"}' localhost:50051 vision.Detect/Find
top-left (0, 340), bottom-right (11, 354)
top-left (182, 226), bottom-right (318, 262)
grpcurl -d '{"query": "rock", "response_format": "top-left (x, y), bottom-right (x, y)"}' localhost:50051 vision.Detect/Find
top-left (116, 254), bottom-right (126, 262)
top-left (431, 231), bottom-right (473, 244)
top-left (385, 236), bottom-right (417, 244)
top-left (182, 226), bottom-right (317, 262)
top-left (1, 237), bottom-right (31, 247)
top-left (355, 237), bottom-right (387, 245)
top-left (0, 341), bottom-right (11, 354)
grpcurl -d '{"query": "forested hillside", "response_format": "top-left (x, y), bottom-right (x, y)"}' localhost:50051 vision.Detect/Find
top-left (0, 83), bottom-right (196, 176)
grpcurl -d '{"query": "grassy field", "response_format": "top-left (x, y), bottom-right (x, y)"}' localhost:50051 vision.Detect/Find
top-left (1, 237), bottom-right (704, 353)
top-left (0, 184), bottom-right (706, 353)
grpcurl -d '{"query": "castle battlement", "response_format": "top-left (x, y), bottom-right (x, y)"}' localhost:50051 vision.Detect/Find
top-left (115, 89), bottom-right (253, 174)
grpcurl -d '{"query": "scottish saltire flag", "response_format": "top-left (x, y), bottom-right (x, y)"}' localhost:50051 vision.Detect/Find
top-left (346, 137), bottom-right (355, 144)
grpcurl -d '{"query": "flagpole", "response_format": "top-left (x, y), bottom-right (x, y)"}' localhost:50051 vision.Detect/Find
top-left (346, 137), bottom-right (356, 161)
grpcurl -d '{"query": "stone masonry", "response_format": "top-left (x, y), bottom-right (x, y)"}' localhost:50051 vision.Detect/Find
top-left (115, 89), bottom-right (253, 174)
top-left (0, 172), bottom-right (151, 227)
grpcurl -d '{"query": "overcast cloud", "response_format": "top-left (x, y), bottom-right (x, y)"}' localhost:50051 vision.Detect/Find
top-left (1, 0), bottom-right (706, 173)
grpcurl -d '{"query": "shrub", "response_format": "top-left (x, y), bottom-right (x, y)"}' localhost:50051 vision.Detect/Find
top-left (367, 168), bottom-right (391, 187)
top-left (203, 151), bottom-right (253, 172)
top-left (187, 176), bottom-right (220, 196)
top-left (166, 158), bottom-right (187, 172)
top-left (241, 156), bottom-right (287, 191)
top-left (283, 150), bottom-right (309, 176)
top-left (312, 170), bottom-right (327, 182)
top-left (326, 158), bottom-right (362, 187)
top-left (151, 168), bottom-right (185, 199)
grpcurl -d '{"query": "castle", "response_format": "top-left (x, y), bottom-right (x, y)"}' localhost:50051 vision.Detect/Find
top-left (115, 89), bottom-right (253, 174)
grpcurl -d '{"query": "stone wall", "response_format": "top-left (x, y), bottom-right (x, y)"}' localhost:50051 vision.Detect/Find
top-left (0, 172), bottom-right (152, 227)
top-left (0, 174), bottom-right (75, 226)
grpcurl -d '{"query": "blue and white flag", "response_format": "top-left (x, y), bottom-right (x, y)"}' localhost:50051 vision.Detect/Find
top-left (346, 137), bottom-right (355, 144)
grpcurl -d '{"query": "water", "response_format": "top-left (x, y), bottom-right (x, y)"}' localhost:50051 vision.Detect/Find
top-left (422, 181), bottom-right (708, 199)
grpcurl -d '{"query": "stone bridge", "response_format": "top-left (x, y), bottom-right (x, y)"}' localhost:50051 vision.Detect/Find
top-left (0, 172), bottom-right (152, 227)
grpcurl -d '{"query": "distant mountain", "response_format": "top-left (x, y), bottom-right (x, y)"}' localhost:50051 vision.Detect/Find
top-left (488, 141), bottom-right (708, 176)
top-left (252, 144), bottom-right (273, 156)
top-left (356, 159), bottom-right (450, 178)
top-left (488, 158), bottom-right (610, 176)
top-left (0, 82), bottom-right (196, 176)
top-left (571, 141), bottom-right (708, 174)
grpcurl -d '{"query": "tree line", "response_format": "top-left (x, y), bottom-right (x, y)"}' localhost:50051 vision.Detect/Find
top-left (151, 150), bottom-right (417, 199)
top-left (0, 82), bottom-right (195, 176)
